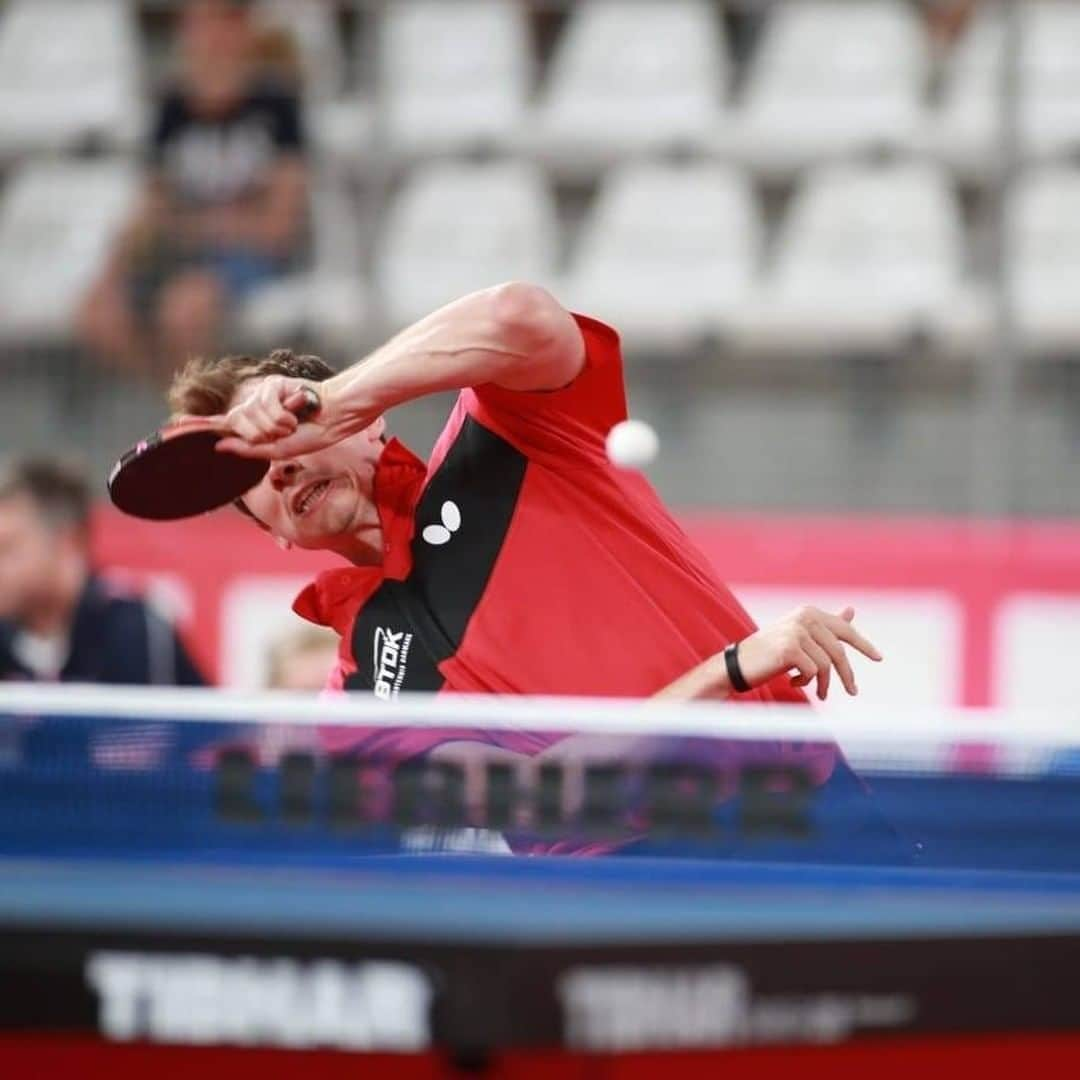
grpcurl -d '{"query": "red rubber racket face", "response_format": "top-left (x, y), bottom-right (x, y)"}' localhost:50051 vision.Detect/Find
top-left (108, 419), bottom-right (269, 521)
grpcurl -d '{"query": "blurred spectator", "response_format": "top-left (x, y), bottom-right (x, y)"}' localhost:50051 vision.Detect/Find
top-left (78, 0), bottom-right (309, 381)
top-left (922, 0), bottom-right (978, 52)
top-left (266, 623), bottom-right (340, 691)
top-left (0, 457), bottom-right (205, 685)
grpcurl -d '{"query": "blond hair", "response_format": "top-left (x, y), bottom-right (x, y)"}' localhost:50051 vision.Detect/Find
top-left (168, 349), bottom-right (335, 419)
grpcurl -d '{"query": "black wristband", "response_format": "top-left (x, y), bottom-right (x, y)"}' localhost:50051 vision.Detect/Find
top-left (723, 641), bottom-right (752, 693)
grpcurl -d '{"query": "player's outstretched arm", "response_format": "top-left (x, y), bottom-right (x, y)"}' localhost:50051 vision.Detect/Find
top-left (655, 606), bottom-right (883, 703)
top-left (215, 282), bottom-right (585, 459)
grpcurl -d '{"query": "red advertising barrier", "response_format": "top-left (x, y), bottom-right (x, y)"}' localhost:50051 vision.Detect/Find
top-left (92, 506), bottom-right (1080, 707)
top-left (4, 1033), bottom-right (1080, 1078)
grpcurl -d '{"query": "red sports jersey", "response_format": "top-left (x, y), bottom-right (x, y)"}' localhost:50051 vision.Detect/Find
top-left (293, 317), bottom-right (803, 708)
top-left (294, 314), bottom-right (807, 708)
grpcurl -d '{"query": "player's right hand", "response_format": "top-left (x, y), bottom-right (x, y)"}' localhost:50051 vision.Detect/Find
top-left (211, 376), bottom-right (346, 460)
top-left (736, 606), bottom-right (882, 700)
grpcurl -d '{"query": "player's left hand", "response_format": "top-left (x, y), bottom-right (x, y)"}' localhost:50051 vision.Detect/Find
top-left (736, 605), bottom-right (882, 700)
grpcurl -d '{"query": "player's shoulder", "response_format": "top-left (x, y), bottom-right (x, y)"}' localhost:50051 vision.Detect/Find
top-left (571, 312), bottom-right (621, 350)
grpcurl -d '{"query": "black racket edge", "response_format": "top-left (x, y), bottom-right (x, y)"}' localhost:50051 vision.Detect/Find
top-left (107, 431), bottom-right (165, 489)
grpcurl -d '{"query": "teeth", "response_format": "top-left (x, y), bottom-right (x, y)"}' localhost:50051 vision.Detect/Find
top-left (297, 481), bottom-right (327, 515)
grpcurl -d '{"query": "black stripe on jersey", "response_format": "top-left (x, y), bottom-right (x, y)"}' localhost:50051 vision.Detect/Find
top-left (344, 581), bottom-right (444, 694)
top-left (345, 416), bottom-right (527, 695)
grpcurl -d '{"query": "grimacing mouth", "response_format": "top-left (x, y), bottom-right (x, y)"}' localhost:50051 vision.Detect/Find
top-left (291, 478), bottom-right (331, 518)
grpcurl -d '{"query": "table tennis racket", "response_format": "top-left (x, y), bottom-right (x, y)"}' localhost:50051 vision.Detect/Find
top-left (108, 389), bottom-right (320, 521)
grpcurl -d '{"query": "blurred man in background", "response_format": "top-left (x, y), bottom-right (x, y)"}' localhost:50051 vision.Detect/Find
top-left (79, 0), bottom-right (309, 380)
top-left (0, 457), bottom-right (205, 685)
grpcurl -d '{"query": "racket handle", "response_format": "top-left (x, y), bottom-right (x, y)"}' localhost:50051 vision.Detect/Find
top-left (293, 387), bottom-right (321, 422)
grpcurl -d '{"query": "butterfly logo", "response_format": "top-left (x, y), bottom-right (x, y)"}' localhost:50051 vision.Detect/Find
top-left (422, 500), bottom-right (462, 546)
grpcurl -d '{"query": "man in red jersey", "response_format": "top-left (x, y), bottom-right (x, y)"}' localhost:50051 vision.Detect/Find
top-left (170, 283), bottom-right (880, 708)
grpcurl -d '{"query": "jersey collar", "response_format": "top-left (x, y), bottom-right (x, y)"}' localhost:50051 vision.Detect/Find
top-left (292, 437), bottom-right (426, 633)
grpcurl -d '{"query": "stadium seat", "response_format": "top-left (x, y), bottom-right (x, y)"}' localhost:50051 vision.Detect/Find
top-left (528, 0), bottom-right (727, 176)
top-left (738, 162), bottom-right (985, 355)
top-left (237, 171), bottom-right (370, 353)
top-left (255, 1), bottom-right (374, 168)
top-left (379, 0), bottom-right (530, 158)
top-left (1007, 166), bottom-right (1080, 355)
top-left (376, 160), bottom-right (558, 331)
top-left (732, 0), bottom-right (927, 177)
top-left (561, 162), bottom-right (759, 351)
top-left (256, 0), bottom-right (347, 102)
top-left (936, 2), bottom-right (1080, 174)
top-left (933, 3), bottom-right (1004, 180)
top-left (0, 159), bottom-right (138, 346)
top-left (0, 0), bottom-right (142, 158)
top-left (1020, 1), bottom-right (1080, 160)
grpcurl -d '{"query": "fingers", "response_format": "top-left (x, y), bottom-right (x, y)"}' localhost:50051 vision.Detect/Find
top-left (198, 413), bottom-right (231, 434)
top-left (769, 605), bottom-right (883, 700)
top-left (252, 379), bottom-right (301, 438)
top-left (820, 611), bottom-right (883, 662)
top-left (807, 623), bottom-right (855, 696)
top-left (216, 377), bottom-right (320, 448)
top-left (215, 436), bottom-right (276, 459)
top-left (217, 428), bottom-right (321, 461)
top-left (285, 386), bottom-right (321, 421)
top-left (786, 649), bottom-right (817, 690)
top-left (799, 636), bottom-right (834, 700)
top-left (232, 406), bottom-right (295, 445)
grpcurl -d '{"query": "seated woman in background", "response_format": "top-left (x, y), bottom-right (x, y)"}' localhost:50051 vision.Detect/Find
top-left (79, 0), bottom-right (309, 381)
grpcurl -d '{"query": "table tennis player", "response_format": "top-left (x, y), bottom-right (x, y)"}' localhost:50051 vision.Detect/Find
top-left (168, 283), bottom-right (901, 857)
top-left (170, 282), bottom-right (880, 710)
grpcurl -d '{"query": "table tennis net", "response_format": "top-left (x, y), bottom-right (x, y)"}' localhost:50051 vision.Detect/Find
top-left (3, 684), bottom-right (1080, 871)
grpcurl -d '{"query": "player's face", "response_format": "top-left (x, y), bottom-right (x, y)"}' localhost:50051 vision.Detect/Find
top-left (234, 383), bottom-right (387, 562)
top-left (0, 495), bottom-right (65, 621)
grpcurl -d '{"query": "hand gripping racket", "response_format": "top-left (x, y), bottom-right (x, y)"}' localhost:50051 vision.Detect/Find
top-left (107, 388), bottom-right (320, 521)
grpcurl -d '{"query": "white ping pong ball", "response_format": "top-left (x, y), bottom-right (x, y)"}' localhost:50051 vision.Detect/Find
top-left (606, 419), bottom-right (659, 469)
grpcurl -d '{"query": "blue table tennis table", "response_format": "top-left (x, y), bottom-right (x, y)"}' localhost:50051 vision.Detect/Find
top-left (3, 690), bottom-right (1080, 1075)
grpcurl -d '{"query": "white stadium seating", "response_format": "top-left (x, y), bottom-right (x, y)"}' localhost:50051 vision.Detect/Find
top-left (236, 171), bottom-right (370, 353)
top-left (529, 0), bottom-right (727, 175)
top-left (3, 0), bottom-right (1080, 367)
top-left (0, 0), bottom-right (142, 158)
top-left (732, 0), bottom-right (927, 176)
top-left (379, 0), bottom-right (531, 158)
top-left (256, 0), bottom-right (348, 102)
top-left (0, 159), bottom-right (138, 345)
top-left (1021, 0), bottom-right (1080, 160)
top-left (737, 161), bottom-right (985, 355)
top-left (562, 161), bottom-right (759, 351)
top-left (1007, 166), bottom-right (1080, 355)
top-left (376, 160), bottom-right (559, 331)
top-left (934, 3), bottom-right (1005, 179)
top-left (256, 0), bottom-right (374, 167)
top-left (937, 1), bottom-right (1080, 174)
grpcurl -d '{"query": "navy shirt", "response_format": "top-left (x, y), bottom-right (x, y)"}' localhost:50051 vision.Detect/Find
top-left (150, 79), bottom-right (305, 207)
top-left (0, 574), bottom-right (205, 686)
